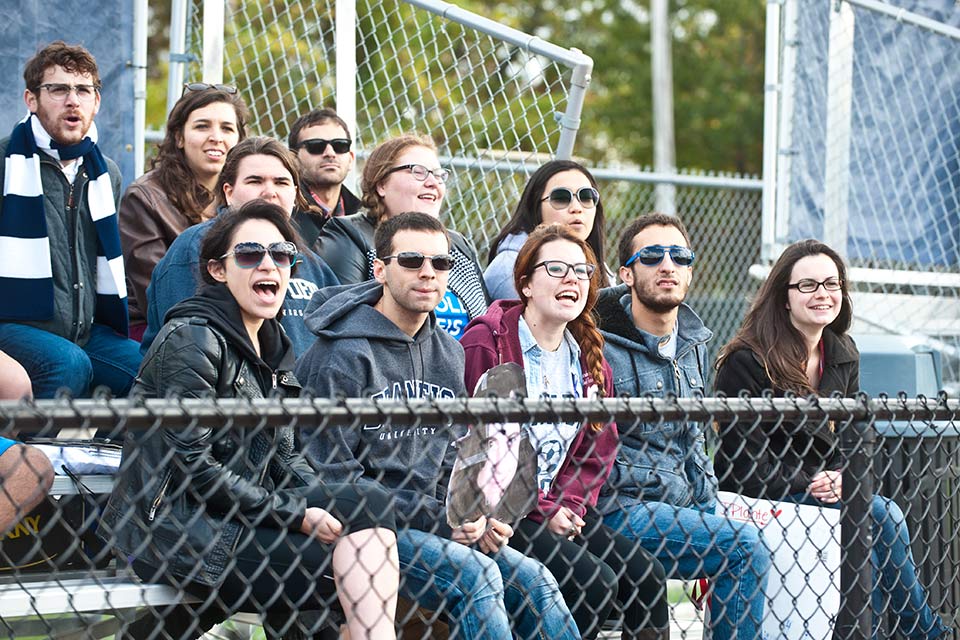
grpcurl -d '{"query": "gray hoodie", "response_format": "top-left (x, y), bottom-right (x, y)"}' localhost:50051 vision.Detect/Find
top-left (295, 280), bottom-right (467, 535)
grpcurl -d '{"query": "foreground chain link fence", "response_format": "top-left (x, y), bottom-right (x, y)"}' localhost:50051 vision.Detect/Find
top-left (0, 396), bottom-right (957, 639)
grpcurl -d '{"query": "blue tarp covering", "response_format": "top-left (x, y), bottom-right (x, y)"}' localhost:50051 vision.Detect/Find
top-left (787, 1), bottom-right (960, 267)
top-left (0, 0), bottom-right (136, 188)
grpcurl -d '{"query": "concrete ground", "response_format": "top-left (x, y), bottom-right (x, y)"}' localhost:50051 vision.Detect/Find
top-left (599, 601), bottom-right (706, 640)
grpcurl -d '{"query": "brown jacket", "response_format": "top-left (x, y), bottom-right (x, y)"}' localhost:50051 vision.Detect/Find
top-left (119, 170), bottom-right (208, 326)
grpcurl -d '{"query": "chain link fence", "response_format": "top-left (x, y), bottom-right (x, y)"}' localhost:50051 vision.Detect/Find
top-left (770, 0), bottom-right (960, 391)
top-left (0, 396), bottom-right (957, 639)
top-left (169, 0), bottom-right (766, 387)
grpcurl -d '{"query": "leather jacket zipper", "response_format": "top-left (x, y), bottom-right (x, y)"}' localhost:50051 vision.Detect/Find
top-left (148, 471), bottom-right (173, 521)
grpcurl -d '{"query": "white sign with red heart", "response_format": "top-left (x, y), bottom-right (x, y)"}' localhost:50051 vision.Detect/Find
top-left (715, 491), bottom-right (842, 640)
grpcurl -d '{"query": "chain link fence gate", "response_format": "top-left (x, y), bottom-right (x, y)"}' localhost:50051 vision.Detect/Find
top-left (766, 0), bottom-right (960, 393)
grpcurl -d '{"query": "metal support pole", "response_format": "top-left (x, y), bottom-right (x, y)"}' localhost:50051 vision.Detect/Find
top-left (554, 51), bottom-right (592, 160)
top-left (336, 0), bottom-right (359, 193)
top-left (824, 1), bottom-right (855, 257)
top-left (836, 416), bottom-right (875, 639)
top-left (651, 0), bottom-right (676, 215)
top-left (761, 0), bottom-right (782, 260)
top-left (132, 0), bottom-right (148, 178)
top-left (202, 0), bottom-right (225, 84)
top-left (166, 0), bottom-right (189, 117)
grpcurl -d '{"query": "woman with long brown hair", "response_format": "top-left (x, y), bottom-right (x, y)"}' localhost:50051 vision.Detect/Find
top-left (120, 84), bottom-right (248, 340)
top-left (715, 238), bottom-right (948, 639)
top-left (462, 223), bottom-right (668, 639)
top-left (485, 160), bottom-right (612, 300)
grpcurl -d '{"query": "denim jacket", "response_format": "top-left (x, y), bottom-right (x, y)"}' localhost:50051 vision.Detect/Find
top-left (594, 285), bottom-right (717, 512)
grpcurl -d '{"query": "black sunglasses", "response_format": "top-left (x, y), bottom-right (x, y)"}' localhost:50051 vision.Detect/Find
top-left (624, 244), bottom-right (695, 267)
top-left (298, 138), bottom-right (352, 155)
top-left (541, 187), bottom-right (600, 210)
top-left (183, 82), bottom-right (238, 95)
top-left (379, 252), bottom-right (455, 271)
top-left (219, 241), bottom-right (299, 269)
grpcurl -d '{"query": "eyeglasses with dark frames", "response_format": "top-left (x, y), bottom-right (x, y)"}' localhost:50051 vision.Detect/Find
top-left (540, 187), bottom-right (600, 210)
top-left (379, 252), bottom-right (455, 271)
top-left (37, 83), bottom-right (100, 103)
top-left (624, 245), bottom-right (695, 268)
top-left (786, 277), bottom-right (843, 293)
top-left (385, 164), bottom-right (450, 184)
top-left (297, 138), bottom-right (352, 155)
top-left (219, 241), bottom-right (300, 269)
top-left (533, 260), bottom-right (596, 280)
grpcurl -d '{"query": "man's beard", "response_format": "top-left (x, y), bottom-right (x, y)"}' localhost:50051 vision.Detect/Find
top-left (305, 168), bottom-right (345, 189)
top-left (631, 279), bottom-right (686, 314)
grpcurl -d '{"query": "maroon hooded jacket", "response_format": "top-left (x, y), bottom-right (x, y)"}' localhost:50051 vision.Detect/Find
top-left (461, 299), bottom-right (618, 523)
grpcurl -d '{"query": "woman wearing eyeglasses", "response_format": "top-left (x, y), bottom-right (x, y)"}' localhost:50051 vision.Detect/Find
top-left (104, 200), bottom-right (400, 640)
top-left (485, 160), bottom-right (612, 302)
top-left (120, 83), bottom-right (248, 341)
top-left (317, 133), bottom-right (489, 339)
top-left (715, 239), bottom-right (949, 639)
top-left (462, 224), bottom-right (669, 640)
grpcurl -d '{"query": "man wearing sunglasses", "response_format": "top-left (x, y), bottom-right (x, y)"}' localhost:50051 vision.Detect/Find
top-left (288, 108), bottom-right (360, 241)
top-left (298, 212), bottom-right (573, 639)
top-left (0, 41), bottom-right (142, 399)
top-left (595, 213), bottom-right (771, 639)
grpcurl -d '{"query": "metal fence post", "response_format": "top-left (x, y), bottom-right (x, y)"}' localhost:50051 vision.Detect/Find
top-left (836, 414), bottom-right (875, 639)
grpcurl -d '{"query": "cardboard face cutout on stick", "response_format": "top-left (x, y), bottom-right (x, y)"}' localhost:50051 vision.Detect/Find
top-left (446, 363), bottom-right (538, 527)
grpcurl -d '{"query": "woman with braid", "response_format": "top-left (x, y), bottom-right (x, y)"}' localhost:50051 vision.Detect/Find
top-left (461, 224), bottom-right (669, 639)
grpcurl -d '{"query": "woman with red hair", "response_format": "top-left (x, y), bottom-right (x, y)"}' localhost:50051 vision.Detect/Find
top-left (462, 223), bottom-right (668, 639)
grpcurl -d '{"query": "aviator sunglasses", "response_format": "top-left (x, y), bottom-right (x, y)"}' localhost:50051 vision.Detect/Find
top-left (624, 245), bottom-right (695, 267)
top-left (541, 187), bottom-right (600, 210)
top-left (219, 241), bottom-right (300, 269)
top-left (298, 138), bottom-right (352, 155)
top-left (379, 252), bottom-right (455, 271)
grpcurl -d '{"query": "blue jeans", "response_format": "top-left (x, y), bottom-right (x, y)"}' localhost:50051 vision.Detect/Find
top-left (788, 493), bottom-right (949, 640)
top-left (397, 528), bottom-right (580, 640)
top-left (0, 323), bottom-right (142, 399)
top-left (604, 501), bottom-right (770, 640)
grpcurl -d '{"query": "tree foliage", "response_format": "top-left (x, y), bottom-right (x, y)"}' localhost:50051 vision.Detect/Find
top-left (144, 0), bottom-right (765, 174)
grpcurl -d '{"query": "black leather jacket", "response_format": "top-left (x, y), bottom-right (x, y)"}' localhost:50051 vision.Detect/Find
top-left (102, 290), bottom-right (317, 586)
top-left (714, 329), bottom-right (860, 500)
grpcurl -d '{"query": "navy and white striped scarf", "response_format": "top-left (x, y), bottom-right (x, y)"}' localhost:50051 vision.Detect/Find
top-left (0, 114), bottom-right (127, 334)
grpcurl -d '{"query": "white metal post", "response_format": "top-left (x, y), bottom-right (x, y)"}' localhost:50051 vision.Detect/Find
top-left (202, 0), bottom-right (225, 84)
top-left (166, 0), bottom-right (189, 117)
top-left (824, 2), bottom-right (855, 256)
top-left (760, 0), bottom-right (782, 261)
top-left (774, 0), bottom-right (799, 260)
top-left (336, 0), bottom-right (359, 193)
top-left (651, 0), bottom-right (677, 216)
top-left (133, 0), bottom-right (148, 177)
